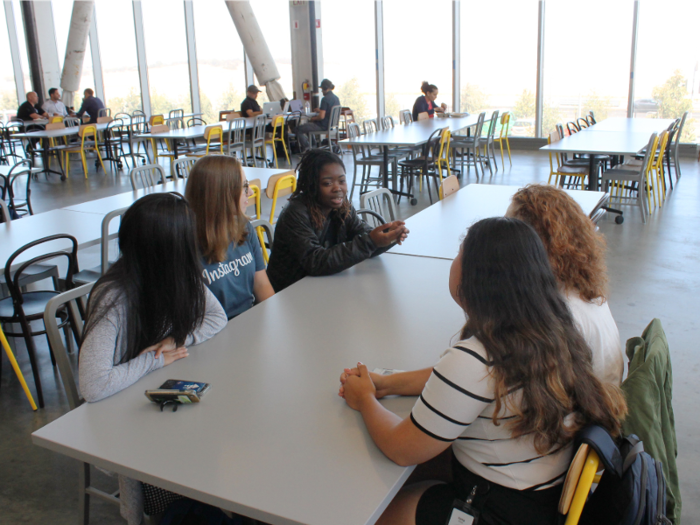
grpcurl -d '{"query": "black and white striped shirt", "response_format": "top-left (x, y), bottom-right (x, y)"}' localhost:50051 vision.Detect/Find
top-left (411, 336), bottom-right (573, 491)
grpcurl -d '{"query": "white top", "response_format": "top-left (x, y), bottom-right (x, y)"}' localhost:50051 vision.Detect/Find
top-left (411, 336), bottom-right (573, 491)
top-left (42, 99), bottom-right (69, 117)
top-left (565, 292), bottom-right (624, 386)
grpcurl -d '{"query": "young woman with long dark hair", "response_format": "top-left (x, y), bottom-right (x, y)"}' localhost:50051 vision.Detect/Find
top-left (412, 81), bottom-right (447, 121)
top-left (339, 217), bottom-right (626, 525)
top-left (79, 193), bottom-right (227, 402)
top-left (266, 149), bottom-right (409, 291)
top-left (185, 155), bottom-right (274, 319)
top-left (507, 184), bottom-right (623, 385)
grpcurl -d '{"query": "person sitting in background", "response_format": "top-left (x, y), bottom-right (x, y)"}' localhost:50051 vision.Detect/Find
top-left (241, 85), bottom-right (264, 118)
top-left (506, 184), bottom-right (624, 385)
top-left (17, 91), bottom-right (48, 121)
top-left (42, 87), bottom-right (72, 117)
top-left (186, 155), bottom-right (274, 319)
top-left (79, 192), bottom-right (227, 524)
top-left (266, 149), bottom-right (409, 291)
top-left (296, 79), bottom-right (340, 151)
top-left (76, 88), bottom-right (104, 124)
top-left (339, 217), bottom-right (627, 525)
top-left (412, 81), bottom-right (447, 121)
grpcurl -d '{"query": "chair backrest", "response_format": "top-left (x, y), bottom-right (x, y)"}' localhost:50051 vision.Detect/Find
top-left (486, 110), bottom-right (500, 139)
top-left (673, 111), bottom-right (688, 148)
top-left (44, 282), bottom-right (95, 410)
top-left (130, 163), bottom-right (166, 190)
top-left (356, 208), bottom-right (386, 228)
top-left (472, 112), bottom-right (486, 143)
top-left (654, 131), bottom-right (670, 172)
top-left (132, 109), bottom-right (146, 119)
top-left (567, 121), bottom-right (580, 135)
top-left (98, 108), bottom-right (111, 117)
top-left (253, 115), bottom-right (267, 143)
top-left (381, 116), bottom-right (395, 130)
top-left (558, 443), bottom-right (600, 525)
top-left (169, 109), bottom-right (184, 119)
top-left (7, 159), bottom-right (33, 217)
top-left (113, 112), bottom-right (131, 124)
top-left (248, 183), bottom-right (262, 220)
top-left (250, 219), bottom-right (274, 264)
top-left (0, 199), bottom-right (10, 223)
top-left (96, 116), bottom-right (112, 124)
top-left (360, 188), bottom-right (398, 223)
top-left (440, 175), bottom-right (459, 200)
top-left (96, 207), bottom-right (129, 274)
top-left (417, 112), bottom-right (429, 121)
top-left (363, 119), bottom-right (378, 134)
top-left (271, 115), bottom-right (286, 139)
top-left (204, 124), bottom-right (223, 144)
top-left (168, 118), bottom-right (183, 130)
top-left (227, 118), bottom-right (247, 156)
top-left (149, 114), bottom-right (164, 127)
top-left (499, 112), bottom-right (510, 138)
top-left (64, 116), bottom-right (81, 127)
top-left (399, 110), bottom-right (412, 124)
top-left (347, 122), bottom-right (364, 159)
top-left (269, 174), bottom-right (297, 223)
top-left (172, 157), bottom-right (198, 179)
top-left (638, 133), bottom-right (658, 176)
top-left (587, 111), bottom-right (597, 124)
top-left (328, 105), bottom-right (341, 133)
top-left (50, 115), bottom-right (64, 123)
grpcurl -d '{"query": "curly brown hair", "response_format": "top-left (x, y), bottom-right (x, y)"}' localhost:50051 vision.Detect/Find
top-left (509, 184), bottom-right (608, 302)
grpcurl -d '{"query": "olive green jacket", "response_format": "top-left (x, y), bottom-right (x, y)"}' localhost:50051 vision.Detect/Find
top-left (622, 318), bottom-right (681, 524)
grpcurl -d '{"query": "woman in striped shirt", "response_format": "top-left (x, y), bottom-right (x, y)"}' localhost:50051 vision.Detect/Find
top-left (339, 217), bottom-right (626, 525)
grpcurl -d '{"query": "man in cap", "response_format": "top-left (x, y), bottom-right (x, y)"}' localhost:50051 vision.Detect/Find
top-left (297, 79), bottom-right (340, 151)
top-left (241, 85), bottom-right (264, 118)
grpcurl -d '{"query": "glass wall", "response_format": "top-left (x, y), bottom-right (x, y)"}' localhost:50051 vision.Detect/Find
top-left (0, 4), bottom-right (18, 120)
top-left (461, 0), bottom-right (538, 137)
top-left (635, 0), bottom-right (699, 142)
top-left (52, 0), bottom-right (96, 110)
top-left (543, 0), bottom-right (634, 137)
top-left (382, 0), bottom-right (453, 120)
top-left (320, 0), bottom-right (377, 121)
top-left (95, 0), bottom-right (142, 114)
top-left (193, 0), bottom-right (246, 123)
top-left (141, 0), bottom-right (192, 116)
top-left (10, 0), bottom-right (31, 108)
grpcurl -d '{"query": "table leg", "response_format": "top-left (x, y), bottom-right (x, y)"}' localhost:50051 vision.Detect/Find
top-left (383, 146), bottom-right (389, 189)
top-left (41, 137), bottom-right (66, 181)
top-left (588, 156), bottom-right (597, 191)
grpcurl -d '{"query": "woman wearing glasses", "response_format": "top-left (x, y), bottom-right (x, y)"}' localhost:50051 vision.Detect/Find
top-left (186, 155), bottom-right (274, 319)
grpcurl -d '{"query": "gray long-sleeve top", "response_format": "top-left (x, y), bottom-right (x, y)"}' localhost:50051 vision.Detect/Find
top-left (79, 286), bottom-right (227, 403)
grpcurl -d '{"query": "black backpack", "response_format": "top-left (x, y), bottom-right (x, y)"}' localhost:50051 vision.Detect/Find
top-left (577, 425), bottom-right (672, 525)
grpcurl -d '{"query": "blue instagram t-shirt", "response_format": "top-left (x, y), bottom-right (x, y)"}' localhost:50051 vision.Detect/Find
top-left (201, 223), bottom-right (266, 319)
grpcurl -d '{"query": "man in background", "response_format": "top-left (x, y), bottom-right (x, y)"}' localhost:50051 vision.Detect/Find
top-left (42, 88), bottom-right (73, 118)
top-left (17, 92), bottom-right (48, 121)
top-left (76, 88), bottom-right (105, 124)
top-left (297, 79), bottom-right (340, 151)
top-left (241, 85), bottom-right (263, 118)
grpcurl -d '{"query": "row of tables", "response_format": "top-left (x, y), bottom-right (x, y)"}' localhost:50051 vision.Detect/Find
top-left (30, 179), bottom-right (608, 525)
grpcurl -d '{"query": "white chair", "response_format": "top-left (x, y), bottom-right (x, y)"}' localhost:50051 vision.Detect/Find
top-left (172, 156), bottom-right (198, 179)
top-left (73, 207), bottom-right (129, 285)
top-left (130, 164), bottom-right (166, 190)
top-left (359, 188), bottom-right (398, 223)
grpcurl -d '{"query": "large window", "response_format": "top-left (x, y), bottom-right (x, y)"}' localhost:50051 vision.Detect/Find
top-left (193, 0), bottom-right (246, 123)
top-left (382, 0), bottom-right (452, 120)
top-left (10, 0), bottom-right (31, 107)
top-left (320, 0), bottom-right (377, 121)
top-left (543, 0), bottom-right (634, 137)
top-left (461, 0), bottom-right (538, 137)
top-left (141, 0), bottom-right (192, 116)
top-left (52, 0), bottom-right (95, 109)
top-left (635, 0), bottom-right (699, 142)
top-left (95, 0), bottom-right (142, 114)
top-left (0, 4), bottom-right (18, 120)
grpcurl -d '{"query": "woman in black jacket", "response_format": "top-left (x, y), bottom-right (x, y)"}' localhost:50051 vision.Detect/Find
top-left (266, 149), bottom-right (409, 291)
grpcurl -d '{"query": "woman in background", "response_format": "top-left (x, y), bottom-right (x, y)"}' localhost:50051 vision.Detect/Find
top-left (412, 81), bottom-right (447, 121)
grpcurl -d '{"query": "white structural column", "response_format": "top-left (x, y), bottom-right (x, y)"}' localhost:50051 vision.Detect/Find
top-left (452, 0), bottom-right (460, 113)
top-left (535, 0), bottom-right (545, 138)
top-left (245, 53), bottom-right (255, 89)
top-left (132, 1), bottom-right (151, 116)
top-left (59, 0), bottom-right (94, 106)
top-left (224, 0), bottom-right (287, 101)
top-left (88, 4), bottom-right (104, 103)
top-left (183, 0), bottom-right (201, 115)
top-left (375, 0), bottom-right (385, 118)
top-left (627, 0), bottom-right (640, 118)
top-left (3, 1), bottom-right (25, 104)
top-left (33, 1), bottom-right (61, 89)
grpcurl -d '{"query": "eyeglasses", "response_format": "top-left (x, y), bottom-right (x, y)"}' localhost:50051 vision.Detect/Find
top-left (242, 180), bottom-right (250, 192)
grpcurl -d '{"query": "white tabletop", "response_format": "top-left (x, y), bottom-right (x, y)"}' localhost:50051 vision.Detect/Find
top-left (585, 117), bottom-right (675, 133)
top-left (540, 129), bottom-right (655, 156)
top-left (32, 254), bottom-right (465, 525)
top-left (0, 209), bottom-right (118, 272)
top-left (339, 116), bottom-right (483, 147)
top-left (389, 184), bottom-right (608, 260)
top-left (62, 167), bottom-right (293, 215)
top-left (12, 122), bottom-right (110, 139)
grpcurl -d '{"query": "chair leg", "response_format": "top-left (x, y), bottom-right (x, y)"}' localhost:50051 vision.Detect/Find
top-left (350, 162), bottom-right (359, 201)
top-left (80, 151), bottom-right (88, 178)
top-left (19, 317), bottom-right (44, 408)
top-left (79, 462), bottom-right (90, 525)
top-left (505, 137), bottom-right (512, 166)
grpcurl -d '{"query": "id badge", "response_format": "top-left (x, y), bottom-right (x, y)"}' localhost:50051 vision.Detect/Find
top-left (446, 498), bottom-right (479, 525)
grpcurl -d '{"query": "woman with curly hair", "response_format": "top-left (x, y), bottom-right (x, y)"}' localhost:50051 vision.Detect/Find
top-left (266, 149), bottom-right (409, 291)
top-left (339, 217), bottom-right (626, 525)
top-left (507, 184), bottom-right (623, 385)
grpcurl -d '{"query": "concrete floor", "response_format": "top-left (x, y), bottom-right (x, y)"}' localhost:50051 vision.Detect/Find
top-left (1, 149), bottom-right (698, 524)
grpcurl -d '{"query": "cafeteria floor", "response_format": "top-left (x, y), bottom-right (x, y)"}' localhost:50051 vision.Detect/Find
top-left (2, 150), bottom-right (699, 524)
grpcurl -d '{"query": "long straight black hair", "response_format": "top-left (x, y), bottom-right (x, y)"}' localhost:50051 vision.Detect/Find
top-left (83, 193), bottom-right (207, 363)
top-left (457, 217), bottom-right (626, 453)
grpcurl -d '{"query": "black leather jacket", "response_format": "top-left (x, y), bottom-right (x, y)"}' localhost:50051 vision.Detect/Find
top-left (266, 199), bottom-right (388, 292)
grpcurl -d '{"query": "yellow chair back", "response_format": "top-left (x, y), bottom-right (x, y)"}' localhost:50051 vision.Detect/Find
top-left (50, 115), bottom-right (64, 123)
top-left (436, 128), bottom-right (451, 182)
top-left (249, 182), bottom-right (262, 221)
top-left (204, 125), bottom-right (224, 154)
top-left (269, 174), bottom-right (297, 223)
top-left (439, 175), bottom-right (459, 200)
top-left (559, 445), bottom-right (601, 525)
top-left (149, 114), bottom-right (165, 126)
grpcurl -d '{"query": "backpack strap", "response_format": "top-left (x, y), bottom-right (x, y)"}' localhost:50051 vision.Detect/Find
top-left (621, 438), bottom-right (645, 473)
top-left (576, 425), bottom-right (624, 477)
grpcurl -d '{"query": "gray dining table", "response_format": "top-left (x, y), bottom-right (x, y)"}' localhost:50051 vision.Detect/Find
top-left (32, 254), bottom-right (464, 525)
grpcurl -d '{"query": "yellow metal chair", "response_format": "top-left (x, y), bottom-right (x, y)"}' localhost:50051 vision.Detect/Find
top-left (436, 128), bottom-right (451, 184)
top-left (269, 174), bottom-right (297, 224)
top-left (49, 115), bottom-right (64, 124)
top-left (439, 174), bottom-right (459, 200)
top-left (547, 132), bottom-right (588, 188)
top-left (0, 324), bottom-right (38, 410)
top-left (248, 181), bottom-right (262, 220)
top-left (558, 443), bottom-right (601, 525)
top-left (251, 219), bottom-right (274, 264)
top-left (63, 124), bottom-right (107, 178)
top-left (652, 130), bottom-right (670, 207)
top-left (190, 125), bottom-right (224, 156)
top-left (265, 115), bottom-right (290, 168)
top-left (493, 112), bottom-right (512, 167)
top-left (149, 114), bottom-right (164, 127)
top-left (150, 124), bottom-right (177, 173)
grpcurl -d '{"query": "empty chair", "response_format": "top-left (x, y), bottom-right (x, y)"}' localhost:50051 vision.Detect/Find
top-left (451, 112), bottom-right (489, 178)
top-left (172, 156), bottom-right (198, 179)
top-left (62, 124), bottom-right (107, 178)
top-left (440, 175), bottom-right (459, 199)
top-left (399, 110), bottom-right (413, 124)
top-left (74, 208), bottom-right (129, 285)
top-left (130, 164), bottom-right (166, 190)
top-left (97, 107), bottom-right (111, 118)
top-left (189, 124), bottom-right (224, 157)
top-left (249, 116), bottom-right (267, 167)
top-left (668, 111), bottom-right (688, 181)
top-left (265, 115), bottom-right (290, 168)
top-left (482, 110), bottom-right (500, 171)
top-left (493, 112), bottom-right (512, 168)
top-left (269, 173), bottom-right (297, 224)
top-left (546, 130), bottom-right (589, 189)
top-left (360, 188), bottom-right (398, 224)
top-left (397, 127), bottom-right (443, 205)
top-left (227, 118), bottom-right (247, 163)
top-left (346, 123), bottom-right (398, 200)
top-left (5, 159), bottom-right (35, 217)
